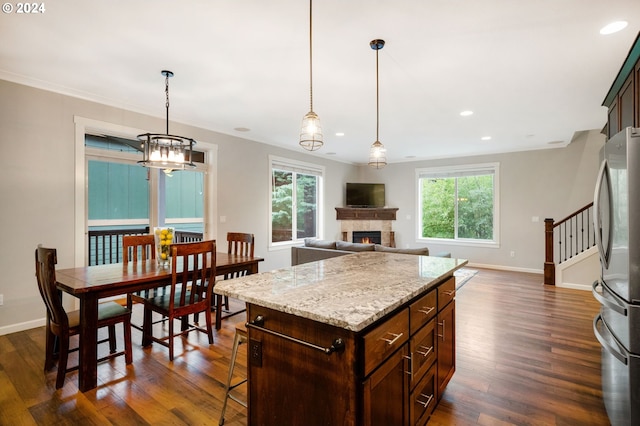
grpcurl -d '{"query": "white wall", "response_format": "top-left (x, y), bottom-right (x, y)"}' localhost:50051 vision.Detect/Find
top-left (357, 130), bottom-right (605, 272)
top-left (0, 79), bottom-right (353, 333)
top-left (0, 78), bottom-right (604, 333)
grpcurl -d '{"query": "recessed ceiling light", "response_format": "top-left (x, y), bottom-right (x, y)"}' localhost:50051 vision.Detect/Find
top-left (234, 127), bottom-right (251, 132)
top-left (600, 21), bottom-right (628, 35)
top-left (325, 152), bottom-right (337, 155)
top-left (335, 132), bottom-right (345, 136)
top-left (481, 136), bottom-right (492, 141)
top-left (460, 110), bottom-right (473, 117)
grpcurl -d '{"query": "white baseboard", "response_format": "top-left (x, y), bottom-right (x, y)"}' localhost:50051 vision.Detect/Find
top-left (467, 262), bottom-right (543, 275)
top-left (0, 318), bottom-right (45, 336)
top-left (556, 282), bottom-right (592, 291)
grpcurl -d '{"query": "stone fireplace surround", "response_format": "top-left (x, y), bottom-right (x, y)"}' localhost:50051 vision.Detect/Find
top-left (336, 207), bottom-right (398, 248)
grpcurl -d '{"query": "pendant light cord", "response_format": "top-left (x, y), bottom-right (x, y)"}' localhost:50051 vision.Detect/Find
top-left (165, 72), bottom-right (170, 135)
top-left (309, 0), bottom-right (314, 113)
top-left (376, 47), bottom-right (379, 142)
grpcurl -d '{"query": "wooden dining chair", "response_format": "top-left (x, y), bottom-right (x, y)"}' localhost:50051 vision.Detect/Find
top-left (141, 240), bottom-right (217, 361)
top-left (123, 234), bottom-right (168, 336)
top-left (34, 246), bottom-right (133, 389)
top-left (214, 232), bottom-right (255, 329)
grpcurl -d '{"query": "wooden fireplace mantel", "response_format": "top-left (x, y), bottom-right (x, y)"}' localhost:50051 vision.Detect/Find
top-left (335, 207), bottom-right (398, 221)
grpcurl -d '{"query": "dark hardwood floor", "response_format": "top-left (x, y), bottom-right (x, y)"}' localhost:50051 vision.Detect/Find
top-left (0, 269), bottom-right (609, 425)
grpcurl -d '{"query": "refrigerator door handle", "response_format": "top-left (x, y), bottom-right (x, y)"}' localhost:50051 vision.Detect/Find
top-left (592, 280), bottom-right (628, 316)
top-left (593, 160), bottom-right (612, 269)
top-left (593, 314), bottom-right (628, 365)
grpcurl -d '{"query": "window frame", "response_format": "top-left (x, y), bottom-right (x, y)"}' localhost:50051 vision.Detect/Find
top-left (74, 116), bottom-right (218, 268)
top-left (415, 162), bottom-right (500, 248)
top-left (268, 155), bottom-right (324, 250)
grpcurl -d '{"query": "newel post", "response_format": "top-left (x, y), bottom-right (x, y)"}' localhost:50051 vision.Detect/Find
top-left (544, 218), bottom-right (555, 285)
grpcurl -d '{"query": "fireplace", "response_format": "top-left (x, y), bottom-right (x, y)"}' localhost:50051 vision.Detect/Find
top-left (336, 207), bottom-right (398, 247)
top-left (353, 231), bottom-right (382, 245)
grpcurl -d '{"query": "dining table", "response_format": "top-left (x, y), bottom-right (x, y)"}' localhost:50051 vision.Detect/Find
top-left (55, 252), bottom-right (264, 392)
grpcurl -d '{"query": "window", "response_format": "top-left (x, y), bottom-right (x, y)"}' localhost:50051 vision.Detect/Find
top-left (417, 163), bottom-right (499, 246)
top-left (85, 134), bottom-right (207, 264)
top-left (270, 156), bottom-right (324, 246)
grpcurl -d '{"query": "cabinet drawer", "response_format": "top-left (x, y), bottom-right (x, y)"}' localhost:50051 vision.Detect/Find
top-left (437, 277), bottom-right (456, 310)
top-left (410, 318), bottom-right (436, 389)
top-left (409, 289), bottom-right (437, 334)
top-left (411, 363), bottom-right (437, 426)
top-left (363, 308), bottom-right (409, 376)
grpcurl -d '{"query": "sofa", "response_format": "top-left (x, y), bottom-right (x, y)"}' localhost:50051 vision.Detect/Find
top-left (291, 238), bottom-right (451, 266)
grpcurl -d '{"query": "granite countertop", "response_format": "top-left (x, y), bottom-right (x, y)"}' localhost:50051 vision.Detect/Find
top-left (214, 252), bottom-right (467, 332)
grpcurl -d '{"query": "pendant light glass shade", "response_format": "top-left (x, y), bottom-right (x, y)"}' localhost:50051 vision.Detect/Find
top-left (369, 39), bottom-right (387, 169)
top-left (300, 111), bottom-right (323, 151)
top-left (368, 140), bottom-right (387, 169)
top-left (299, 0), bottom-right (323, 151)
top-left (138, 70), bottom-right (196, 170)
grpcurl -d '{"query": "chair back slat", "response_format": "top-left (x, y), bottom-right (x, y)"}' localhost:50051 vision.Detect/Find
top-left (227, 232), bottom-right (254, 257)
top-left (35, 247), bottom-right (69, 330)
top-left (226, 232), bottom-right (255, 279)
top-left (123, 234), bottom-right (155, 264)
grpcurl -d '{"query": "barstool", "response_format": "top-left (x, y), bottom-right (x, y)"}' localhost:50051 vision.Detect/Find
top-left (219, 323), bottom-right (248, 425)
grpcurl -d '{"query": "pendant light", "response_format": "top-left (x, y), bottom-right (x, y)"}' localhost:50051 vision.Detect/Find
top-left (138, 70), bottom-right (196, 170)
top-left (299, 0), bottom-right (323, 151)
top-left (368, 39), bottom-right (387, 169)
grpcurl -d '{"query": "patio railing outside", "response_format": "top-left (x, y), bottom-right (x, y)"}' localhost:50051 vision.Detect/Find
top-left (88, 228), bottom-right (204, 266)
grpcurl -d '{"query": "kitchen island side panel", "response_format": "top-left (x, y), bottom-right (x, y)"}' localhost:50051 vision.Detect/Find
top-left (246, 305), bottom-right (359, 425)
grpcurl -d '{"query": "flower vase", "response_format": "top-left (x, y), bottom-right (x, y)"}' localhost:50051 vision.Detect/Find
top-left (154, 227), bottom-right (175, 267)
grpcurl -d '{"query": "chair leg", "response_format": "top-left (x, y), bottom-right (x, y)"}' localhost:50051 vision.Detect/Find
top-left (55, 334), bottom-right (70, 389)
top-left (142, 306), bottom-right (153, 347)
top-left (219, 329), bottom-right (247, 425)
top-left (168, 319), bottom-right (174, 361)
top-left (205, 307), bottom-right (214, 345)
top-left (123, 318), bottom-right (133, 365)
top-left (44, 325), bottom-right (56, 371)
top-left (215, 294), bottom-right (223, 330)
top-left (108, 324), bottom-right (117, 353)
top-left (223, 295), bottom-right (230, 311)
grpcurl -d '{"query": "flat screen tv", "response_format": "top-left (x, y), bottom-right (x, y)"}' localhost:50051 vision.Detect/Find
top-left (346, 183), bottom-right (385, 208)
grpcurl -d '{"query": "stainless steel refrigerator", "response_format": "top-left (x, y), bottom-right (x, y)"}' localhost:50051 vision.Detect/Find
top-left (593, 126), bottom-right (640, 426)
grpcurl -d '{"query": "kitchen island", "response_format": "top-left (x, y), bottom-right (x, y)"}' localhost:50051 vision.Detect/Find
top-left (214, 251), bottom-right (467, 425)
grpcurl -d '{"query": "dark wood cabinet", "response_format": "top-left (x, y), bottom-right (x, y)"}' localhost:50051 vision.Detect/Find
top-left (363, 345), bottom-right (409, 425)
top-left (411, 364), bottom-right (437, 426)
top-left (604, 33), bottom-right (640, 138)
top-left (244, 274), bottom-right (457, 425)
top-left (437, 300), bottom-right (456, 397)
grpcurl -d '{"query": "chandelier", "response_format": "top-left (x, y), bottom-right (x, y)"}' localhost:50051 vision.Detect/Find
top-left (299, 0), bottom-right (323, 151)
top-left (368, 39), bottom-right (387, 169)
top-left (138, 70), bottom-right (196, 170)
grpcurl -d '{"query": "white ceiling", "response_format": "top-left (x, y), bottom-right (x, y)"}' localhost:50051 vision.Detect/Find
top-left (1, 0), bottom-right (639, 164)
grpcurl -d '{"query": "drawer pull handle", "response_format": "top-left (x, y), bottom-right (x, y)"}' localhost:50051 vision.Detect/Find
top-left (417, 393), bottom-right (434, 408)
top-left (438, 320), bottom-right (446, 341)
top-left (442, 290), bottom-right (455, 297)
top-left (248, 315), bottom-right (345, 355)
top-left (418, 306), bottom-right (435, 316)
top-left (417, 345), bottom-right (433, 357)
top-left (380, 332), bottom-right (404, 346)
top-left (403, 354), bottom-right (413, 378)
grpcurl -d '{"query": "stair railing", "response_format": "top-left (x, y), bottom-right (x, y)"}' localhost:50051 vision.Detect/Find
top-left (544, 202), bottom-right (595, 285)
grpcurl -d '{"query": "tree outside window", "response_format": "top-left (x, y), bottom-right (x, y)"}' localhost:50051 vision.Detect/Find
top-left (270, 157), bottom-right (323, 245)
top-left (418, 164), bottom-right (498, 243)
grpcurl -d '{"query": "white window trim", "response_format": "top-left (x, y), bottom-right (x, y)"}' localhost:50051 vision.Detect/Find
top-left (74, 116), bottom-right (218, 268)
top-left (268, 155), bottom-right (325, 250)
top-left (415, 162), bottom-right (500, 248)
